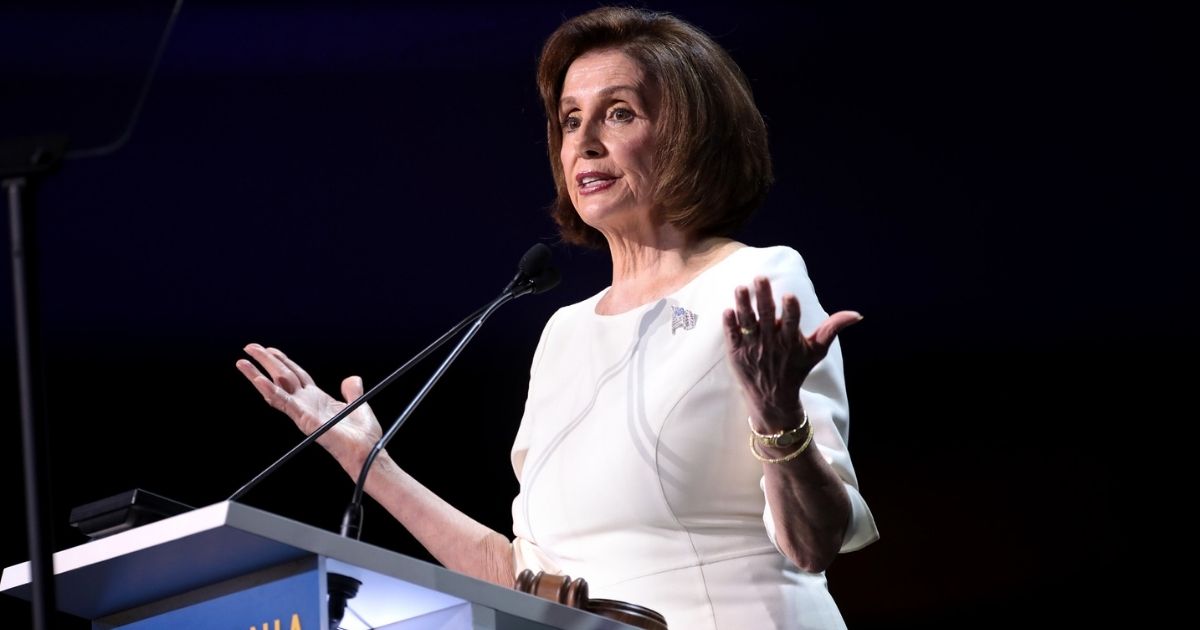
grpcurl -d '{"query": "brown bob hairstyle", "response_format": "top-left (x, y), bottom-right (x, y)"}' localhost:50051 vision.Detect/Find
top-left (537, 6), bottom-right (773, 249)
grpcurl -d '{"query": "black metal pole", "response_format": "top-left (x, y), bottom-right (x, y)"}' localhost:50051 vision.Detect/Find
top-left (5, 175), bottom-right (55, 630)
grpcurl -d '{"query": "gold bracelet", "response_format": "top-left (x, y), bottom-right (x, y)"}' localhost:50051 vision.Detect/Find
top-left (749, 421), bottom-right (814, 464)
top-left (747, 409), bottom-right (809, 449)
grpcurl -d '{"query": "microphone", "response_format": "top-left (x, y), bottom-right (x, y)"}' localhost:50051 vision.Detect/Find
top-left (508, 242), bottom-right (559, 295)
top-left (514, 241), bottom-right (551, 282)
top-left (339, 244), bottom-right (559, 539)
top-left (228, 243), bottom-right (558, 504)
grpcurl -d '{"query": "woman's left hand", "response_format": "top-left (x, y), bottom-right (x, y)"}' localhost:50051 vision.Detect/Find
top-left (723, 276), bottom-right (862, 431)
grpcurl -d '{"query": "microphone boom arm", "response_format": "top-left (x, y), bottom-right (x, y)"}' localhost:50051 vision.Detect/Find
top-left (340, 289), bottom-right (517, 538)
top-left (225, 241), bottom-right (557, 537)
top-left (227, 301), bottom-right (490, 502)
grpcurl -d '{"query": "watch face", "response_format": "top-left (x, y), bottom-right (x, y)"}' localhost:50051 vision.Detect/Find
top-left (774, 432), bottom-right (799, 447)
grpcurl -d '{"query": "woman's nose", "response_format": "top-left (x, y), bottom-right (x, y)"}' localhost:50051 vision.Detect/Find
top-left (576, 121), bottom-right (605, 158)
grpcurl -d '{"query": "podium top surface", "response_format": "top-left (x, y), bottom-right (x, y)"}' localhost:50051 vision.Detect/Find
top-left (1, 501), bottom-right (637, 629)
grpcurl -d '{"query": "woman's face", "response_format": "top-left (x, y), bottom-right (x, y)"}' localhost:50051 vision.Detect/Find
top-left (558, 49), bottom-right (660, 235)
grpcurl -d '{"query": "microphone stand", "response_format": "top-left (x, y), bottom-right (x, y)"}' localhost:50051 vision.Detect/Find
top-left (231, 244), bottom-right (556, 507)
top-left (3, 7), bottom-right (180, 627)
top-left (339, 274), bottom-right (547, 539)
top-left (227, 301), bottom-right (490, 502)
top-left (3, 135), bottom-right (68, 630)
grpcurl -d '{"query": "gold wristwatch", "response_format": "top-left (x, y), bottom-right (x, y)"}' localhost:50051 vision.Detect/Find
top-left (748, 410), bottom-right (809, 448)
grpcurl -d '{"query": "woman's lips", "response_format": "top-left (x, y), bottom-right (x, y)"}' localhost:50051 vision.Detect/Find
top-left (576, 171), bottom-right (617, 195)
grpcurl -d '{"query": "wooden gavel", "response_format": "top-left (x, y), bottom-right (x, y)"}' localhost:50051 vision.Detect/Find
top-left (514, 569), bottom-right (669, 630)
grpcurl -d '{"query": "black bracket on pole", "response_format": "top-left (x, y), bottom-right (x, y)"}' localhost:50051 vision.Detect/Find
top-left (3, 134), bottom-right (68, 630)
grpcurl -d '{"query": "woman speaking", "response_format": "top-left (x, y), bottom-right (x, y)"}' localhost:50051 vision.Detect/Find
top-left (237, 7), bottom-right (878, 629)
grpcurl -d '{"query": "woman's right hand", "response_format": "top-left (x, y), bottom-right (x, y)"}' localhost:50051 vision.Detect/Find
top-left (236, 343), bottom-right (383, 472)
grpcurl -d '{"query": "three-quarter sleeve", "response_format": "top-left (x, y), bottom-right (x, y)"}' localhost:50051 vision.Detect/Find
top-left (755, 248), bottom-right (880, 555)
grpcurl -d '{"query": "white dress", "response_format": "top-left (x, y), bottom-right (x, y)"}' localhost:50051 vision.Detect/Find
top-left (510, 246), bottom-right (879, 630)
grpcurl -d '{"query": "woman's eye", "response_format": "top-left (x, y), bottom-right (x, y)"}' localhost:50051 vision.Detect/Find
top-left (562, 115), bottom-right (581, 132)
top-left (610, 108), bottom-right (634, 122)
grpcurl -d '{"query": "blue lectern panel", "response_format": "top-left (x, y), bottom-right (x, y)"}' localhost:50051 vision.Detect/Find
top-left (112, 565), bottom-right (323, 630)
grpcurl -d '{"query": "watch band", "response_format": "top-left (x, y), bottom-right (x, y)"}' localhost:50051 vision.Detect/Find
top-left (747, 409), bottom-right (809, 448)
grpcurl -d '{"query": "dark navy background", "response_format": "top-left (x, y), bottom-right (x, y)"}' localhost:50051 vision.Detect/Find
top-left (1, 1), bottom-right (1191, 627)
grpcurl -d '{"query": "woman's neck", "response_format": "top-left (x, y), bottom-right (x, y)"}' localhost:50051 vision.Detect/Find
top-left (597, 231), bottom-right (741, 315)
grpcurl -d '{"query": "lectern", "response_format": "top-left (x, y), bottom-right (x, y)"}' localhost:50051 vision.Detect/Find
top-left (0, 501), bottom-right (636, 629)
